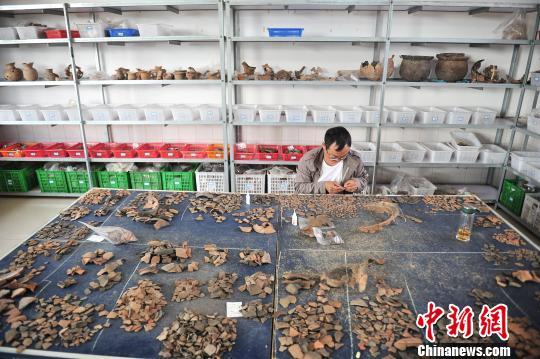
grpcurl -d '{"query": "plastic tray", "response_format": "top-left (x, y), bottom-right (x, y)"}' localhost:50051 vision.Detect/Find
top-left (89, 106), bottom-right (118, 121)
top-left (111, 143), bottom-right (136, 158)
top-left (15, 26), bottom-right (45, 40)
top-left (97, 171), bottom-right (130, 189)
top-left (207, 144), bottom-right (225, 159)
top-left (522, 161), bottom-right (540, 182)
top-left (234, 143), bottom-right (257, 160)
top-left (423, 142), bottom-right (454, 163)
top-left (256, 145), bottom-right (280, 161)
top-left (76, 23), bottom-right (106, 38)
top-left (527, 113), bottom-right (540, 135)
top-left (130, 170), bottom-right (164, 190)
top-left (362, 106), bottom-right (388, 124)
top-left (397, 142), bottom-right (426, 162)
top-left (310, 106), bottom-right (336, 123)
top-left (162, 166), bottom-right (197, 191)
top-left (281, 145), bottom-right (306, 161)
top-left (23, 143), bottom-right (47, 158)
top-left (182, 144), bottom-right (208, 159)
top-left (233, 105), bottom-right (257, 122)
top-left (499, 179), bottom-right (526, 216)
top-left (445, 107), bottom-right (472, 125)
top-left (267, 172), bottom-right (296, 194)
top-left (117, 106), bottom-right (144, 121)
top-left (379, 143), bottom-right (404, 163)
top-left (159, 143), bottom-right (186, 158)
top-left (470, 107), bottom-right (497, 125)
top-left (335, 106), bottom-right (363, 123)
top-left (236, 171), bottom-right (266, 194)
top-left (388, 107), bottom-right (416, 125)
top-left (416, 107), bottom-right (446, 124)
top-left (449, 142), bottom-right (480, 163)
top-left (136, 143), bottom-right (161, 158)
top-left (66, 169), bottom-right (98, 193)
top-left (268, 28), bottom-right (304, 37)
top-left (352, 142), bottom-right (376, 164)
top-left (44, 143), bottom-right (67, 158)
top-left (171, 106), bottom-right (195, 122)
top-left (259, 106), bottom-right (282, 123)
top-left (0, 27), bottom-right (18, 40)
top-left (0, 143), bottom-right (26, 158)
top-left (479, 144), bottom-right (506, 165)
top-left (511, 151), bottom-right (540, 174)
top-left (137, 24), bottom-right (170, 37)
top-left (195, 163), bottom-right (225, 192)
top-left (66, 143), bottom-right (85, 158)
top-left (0, 106), bottom-right (20, 122)
top-left (106, 28), bottom-right (139, 37)
top-left (41, 106), bottom-right (67, 122)
top-left (450, 130), bottom-right (481, 150)
top-left (65, 106), bottom-right (89, 122)
top-left (284, 106), bottom-right (308, 123)
top-left (88, 143), bottom-right (112, 158)
top-left (198, 105), bottom-right (221, 122)
top-left (408, 177), bottom-right (437, 195)
top-left (0, 164), bottom-right (37, 192)
top-left (36, 169), bottom-right (68, 193)
top-left (144, 106), bottom-right (171, 122)
top-left (18, 106), bottom-right (43, 121)
top-left (44, 29), bottom-right (80, 38)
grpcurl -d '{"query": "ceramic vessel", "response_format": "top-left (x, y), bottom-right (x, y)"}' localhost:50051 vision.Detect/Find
top-left (435, 53), bottom-right (469, 82)
top-left (174, 70), bottom-right (186, 80)
top-left (44, 68), bottom-right (60, 81)
top-left (399, 55), bottom-right (433, 81)
top-left (22, 62), bottom-right (38, 81)
top-left (4, 63), bottom-right (23, 81)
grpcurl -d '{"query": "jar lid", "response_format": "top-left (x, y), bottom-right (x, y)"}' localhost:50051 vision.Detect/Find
top-left (461, 206), bottom-right (478, 214)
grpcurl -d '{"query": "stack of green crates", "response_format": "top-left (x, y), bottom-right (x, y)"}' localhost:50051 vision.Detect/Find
top-left (97, 169), bottom-right (131, 189)
top-left (66, 167), bottom-right (100, 193)
top-left (36, 168), bottom-right (69, 193)
top-left (499, 179), bottom-right (528, 216)
top-left (0, 164), bottom-right (37, 192)
top-left (130, 166), bottom-right (169, 190)
top-left (161, 164), bottom-right (197, 191)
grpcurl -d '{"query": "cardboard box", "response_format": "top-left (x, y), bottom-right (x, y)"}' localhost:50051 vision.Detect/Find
top-left (521, 193), bottom-right (540, 231)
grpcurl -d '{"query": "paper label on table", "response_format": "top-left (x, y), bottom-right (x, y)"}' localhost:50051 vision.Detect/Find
top-left (226, 302), bottom-right (243, 318)
top-left (86, 234), bottom-right (105, 242)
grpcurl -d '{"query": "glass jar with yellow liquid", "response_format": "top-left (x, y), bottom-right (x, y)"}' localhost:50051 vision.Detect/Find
top-left (456, 206), bottom-right (478, 242)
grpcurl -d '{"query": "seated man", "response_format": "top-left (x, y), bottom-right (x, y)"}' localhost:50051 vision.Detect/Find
top-left (295, 126), bottom-right (368, 194)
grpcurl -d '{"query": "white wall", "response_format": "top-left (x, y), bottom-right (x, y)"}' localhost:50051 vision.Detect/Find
top-left (1, 1), bottom-right (539, 185)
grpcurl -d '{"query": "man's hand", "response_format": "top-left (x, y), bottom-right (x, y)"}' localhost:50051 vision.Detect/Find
top-left (344, 179), bottom-right (360, 193)
top-left (325, 181), bottom-right (344, 194)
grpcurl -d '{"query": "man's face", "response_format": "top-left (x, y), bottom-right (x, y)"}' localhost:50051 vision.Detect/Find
top-left (323, 142), bottom-right (350, 166)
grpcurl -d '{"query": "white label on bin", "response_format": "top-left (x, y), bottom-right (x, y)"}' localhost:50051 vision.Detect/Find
top-left (207, 182), bottom-right (217, 192)
top-left (246, 183), bottom-right (254, 191)
top-left (280, 182), bottom-right (289, 191)
top-left (144, 182), bottom-right (150, 186)
top-left (174, 181), bottom-right (180, 185)
top-left (121, 153), bottom-right (126, 157)
top-left (144, 152), bottom-right (150, 156)
top-left (168, 153), bottom-right (173, 157)
top-left (53, 152), bottom-right (59, 156)
top-left (79, 180), bottom-right (84, 184)
top-left (291, 155), bottom-right (298, 160)
top-left (97, 153), bottom-right (102, 157)
top-left (432, 116), bottom-right (438, 122)
top-left (7, 180), bottom-right (12, 185)
top-left (49, 180), bottom-right (54, 184)
top-left (226, 302), bottom-right (243, 318)
top-left (111, 181), bottom-right (116, 184)
top-left (265, 155), bottom-right (271, 159)
top-left (76, 152), bottom-right (81, 156)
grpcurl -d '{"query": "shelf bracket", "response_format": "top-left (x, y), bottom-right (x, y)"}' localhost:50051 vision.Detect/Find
top-left (107, 42), bottom-right (125, 46)
top-left (470, 87), bottom-right (484, 91)
top-left (42, 9), bottom-right (63, 16)
top-left (284, 5), bottom-right (289, 10)
top-left (469, 43), bottom-right (490, 48)
top-left (102, 7), bottom-right (122, 15)
top-left (410, 42), bottom-right (425, 47)
top-left (169, 40), bottom-right (182, 46)
top-left (407, 6), bottom-right (422, 14)
top-left (3, 44), bottom-right (19, 48)
top-left (469, 7), bottom-right (489, 15)
top-left (48, 43), bottom-right (68, 47)
top-left (346, 5), bottom-right (355, 13)
top-left (409, 86), bottom-right (421, 90)
top-left (44, 85), bottom-right (59, 88)
top-left (0, 12), bottom-right (14, 18)
top-left (166, 5), bottom-right (179, 14)
top-left (351, 85), bottom-right (358, 89)
top-left (161, 84), bottom-right (170, 87)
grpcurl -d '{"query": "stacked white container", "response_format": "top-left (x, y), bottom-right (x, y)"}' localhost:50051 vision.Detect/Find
top-left (284, 106), bottom-right (308, 122)
top-left (116, 106), bottom-right (144, 121)
top-left (423, 142), bottom-right (454, 162)
top-left (388, 107), bottom-right (416, 125)
top-left (450, 130), bottom-right (482, 163)
top-left (171, 105), bottom-right (195, 122)
top-left (379, 143), bottom-right (404, 162)
top-left (0, 106), bottom-right (20, 121)
top-left (397, 142), bottom-right (427, 162)
top-left (362, 106), bottom-right (388, 123)
top-left (259, 106), bottom-right (282, 122)
top-left (310, 106), bottom-right (336, 123)
top-left (351, 142), bottom-right (376, 164)
top-left (445, 107), bottom-right (472, 125)
top-left (469, 107), bottom-right (497, 125)
top-left (416, 107), bottom-right (446, 124)
top-left (41, 106), bottom-right (67, 122)
top-left (198, 105), bottom-right (221, 122)
top-left (233, 105), bottom-right (257, 122)
top-left (335, 106), bottom-right (363, 123)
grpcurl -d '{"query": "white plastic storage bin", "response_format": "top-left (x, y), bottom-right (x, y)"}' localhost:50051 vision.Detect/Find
top-left (416, 107), bottom-right (446, 124)
top-left (397, 142), bottom-right (427, 162)
top-left (198, 105), bottom-right (221, 122)
top-left (470, 107), bottom-right (497, 125)
top-left (388, 106), bottom-right (416, 125)
top-left (233, 105), bottom-right (257, 122)
top-left (235, 172), bottom-right (266, 194)
top-left (267, 172), bottom-right (296, 194)
top-left (351, 142), bottom-right (376, 164)
top-left (15, 26), bottom-right (45, 39)
top-left (527, 112), bottom-right (540, 134)
top-left (510, 152), bottom-right (540, 173)
top-left (445, 107), bottom-right (472, 125)
top-left (423, 142), bottom-right (454, 163)
top-left (89, 106), bottom-right (118, 122)
top-left (116, 106), bottom-right (144, 121)
top-left (258, 106), bottom-right (282, 123)
top-left (17, 106), bottom-right (43, 121)
top-left (195, 164), bottom-right (225, 192)
top-left (284, 106), bottom-right (308, 123)
top-left (522, 161), bottom-right (540, 182)
top-left (479, 144), bottom-right (506, 165)
top-left (41, 106), bottom-right (67, 122)
top-left (0, 106), bottom-right (20, 121)
top-left (0, 27), bottom-right (18, 40)
top-left (450, 130), bottom-right (482, 149)
top-left (310, 106), bottom-right (336, 123)
top-left (408, 177), bottom-right (437, 195)
top-left (144, 106), bottom-right (171, 122)
top-left (379, 143), bottom-right (404, 163)
top-left (137, 24), bottom-right (170, 37)
top-left (76, 23), bottom-right (106, 38)
top-left (65, 106), bottom-right (89, 121)
top-left (171, 105), bottom-right (195, 122)
top-left (335, 106), bottom-right (363, 123)
top-left (530, 72), bottom-right (540, 86)
top-left (362, 106), bottom-right (388, 124)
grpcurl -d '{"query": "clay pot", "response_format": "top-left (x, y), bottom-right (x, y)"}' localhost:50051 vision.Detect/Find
top-left (359, 55), bottom-right (395, 81)
top-left (152, 66), bottom-right (165, 80)
top-left (44, 69), bottom-right (59, 81)
top-left (186, 67), bottom-right (200, 80)
top-left (174, 70), bottom-right (186, 80)
top-left (22, 62), bottom-right (38, 81)
top-left (65, 65), bottom-right (83, 80)
top-left (4, 62), bottom-right (23, 81)
top-left (435, 53), bottom-right (469, 82)
top-left (127, 71), bottom-right (138, 80)
top-left (164, 72), bottom-right (174, 80)
top-left (138, 70), bottom-right (151, 80)
top-left (399, 55), bottom-right (433, 82)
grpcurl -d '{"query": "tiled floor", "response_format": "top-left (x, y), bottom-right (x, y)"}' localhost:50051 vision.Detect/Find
top-left (0, 197), bottom-right (74, 258)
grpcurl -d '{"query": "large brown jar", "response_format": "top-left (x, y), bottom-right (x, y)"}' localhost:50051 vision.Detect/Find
top-left (435, 53), bottom-right (469, 82)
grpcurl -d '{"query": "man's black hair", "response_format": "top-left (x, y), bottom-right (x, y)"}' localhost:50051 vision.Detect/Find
top-left (324, 126), bottom-right (351, 151)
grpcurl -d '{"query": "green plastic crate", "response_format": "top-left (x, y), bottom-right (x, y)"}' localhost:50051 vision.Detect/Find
top-left (499, 179), bottom-right (527, 216)
top-left (0, 164), bottom-right (37, 192)
top-left (161, 165), bottom-right (197, 191)
top-left (66, 169), bottom-right (99, 193)
top-left (97, 171), bottom-right (131, 189)
top-left (36, 169), bottom-right (68, 193)
top-left (130, 168), bottom-right (168, 190)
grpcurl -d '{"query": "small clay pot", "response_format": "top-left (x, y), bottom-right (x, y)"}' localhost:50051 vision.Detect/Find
top-left (399, 55), bottom-right (433, 82)
top-left (4, 62), bottom-right (23, 81)
top-left (164, 72), bottom-right (174, 80)
top-left (174, 70), bottom-right (186, 80)
top-left (435, 53), bottom-right (469, 82)
top-left (22, 62), bottom-right (38, 81)
top-left (65, 64), bottom-right (83, 80)
top-left (186, 67), bottom-right (200, 80)
top-left (44, 68), bottom-right (59, 81)
top-left (139, 70), bottom-right (151, 80)
top-left (127, 71), bottom-right (138, 80)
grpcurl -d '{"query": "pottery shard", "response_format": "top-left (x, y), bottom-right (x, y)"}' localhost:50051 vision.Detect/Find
top-left (285, 283), bottom-right (299, 295)
top-left (239, 226), bottom-right (253, 233)
top-left (18, 296), bottom-right (37, 310)
top-left (279, 295), bottom-right (297, 308)
top-left (288, 344), bottom-right (304, 359)
top-left (253, 222), bottom-right (276, 234)
top-left (11, 288), bottom-right (26, 298)
top-left (138, 266), bottom-right (159, 275)
top-left (394, 337), bottom-right (423, 351)
top-left (153, 219), bottom-right (170, 231)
